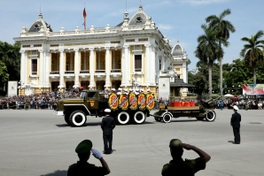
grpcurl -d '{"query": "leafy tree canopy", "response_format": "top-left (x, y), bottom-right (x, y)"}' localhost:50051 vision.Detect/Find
top-left (0, 41), bottom-right (20, 95)
top-left (0, 60), bottom-right (9, 87)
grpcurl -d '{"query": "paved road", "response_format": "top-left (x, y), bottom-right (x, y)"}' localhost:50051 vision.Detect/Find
top-left (0, 109), bottom-right (263, 176)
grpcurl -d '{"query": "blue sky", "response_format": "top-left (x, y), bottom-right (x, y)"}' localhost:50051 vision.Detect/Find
top-left (0, 0), bottom-right (263, 70)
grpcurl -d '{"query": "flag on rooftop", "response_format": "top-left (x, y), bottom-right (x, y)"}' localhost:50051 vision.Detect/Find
top-left (83, 8), bottom-right (87, 18)
top-left (83, 8), bottom-right (87, 30)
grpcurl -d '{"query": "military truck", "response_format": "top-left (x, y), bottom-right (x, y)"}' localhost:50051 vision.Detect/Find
top-left (56, 90), bottom-right (155, 127)
top-left (152, 97), bottom-right (216, 123)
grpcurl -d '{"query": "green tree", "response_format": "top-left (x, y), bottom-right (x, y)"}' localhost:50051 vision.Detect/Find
top-left (189, 62), bottom-right (219, 96)
top-left (0, 42), bottom-right (20, 80)
top-left (206, 9), bottom-right (236, 97)
top-left (188, 66), bottom-right (207, 97)
top-left (0, 41), bottom-right (20, 95)
top-left (0, 60), bottom-right (9, 87)
top-left (223, 59), bottom-right (251, 95)
top-left (240, 30), bottom-right (264, 84)
top-left (195, 24), bottom-right (223, 97)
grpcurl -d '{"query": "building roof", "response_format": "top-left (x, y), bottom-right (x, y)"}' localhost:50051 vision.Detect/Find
top-left (116, 5), bottom-right (155, 30)
top-left (28, 13), bottom-right (53, 32)
top-left (170, 78), bottom-right (195, 88)
top-left (128, 5), bottom-right (148, 26)
top-left (171, 42), bottom-right (190, 67)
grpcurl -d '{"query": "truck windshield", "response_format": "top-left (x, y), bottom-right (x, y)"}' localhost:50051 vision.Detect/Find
top-left (80, 92), bottom-right (87, 98)
top-left (80, 91), bottom-right (97, 99)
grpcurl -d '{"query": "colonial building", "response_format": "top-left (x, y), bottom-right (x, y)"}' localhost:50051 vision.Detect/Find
top-left (170, 42), bottom-right (190, 96)
top-left (14, 5), bottom-right (189, 97)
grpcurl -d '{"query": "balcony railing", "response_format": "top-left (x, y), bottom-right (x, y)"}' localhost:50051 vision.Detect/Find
top-left (111, 69), bottom-right (121, 73)
top-left (95, 69), bottom-right (105, 73)
top-left (31, 71), bottom-right (37, 75)
top-left (80, 70), bottom-right (90, 73)
top-left (135, 68), bottom-right (142, 72)
top-left (50, 71), bottom-right (59, 74)
top-left (65, 70), bottom-right (74, 74)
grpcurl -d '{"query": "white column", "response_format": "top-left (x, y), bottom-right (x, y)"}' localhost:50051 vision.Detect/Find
top-left (45, 50), bottom-right (50, 88)
top-left (59, 49), bottom-right (65, 89)
top-left (182, 61), bottom-right (187, 83)
top-left (149, 45), bottom-right (156, 85)
top-left (39, 49), bottom-right (44, 88)
top-left (105, 47), bottom-right (111, 88)
top-left (185, 61), bottom-right (188, 83)
top-left (155, 51), bottom-right (159, 85)
top-left (161, 49), bottom-right (166, 71)
top-left (182, 61), bottom-right (188, 93)
top-left (74, 48), bottom-right (80, 88)
top-left (145, 44), bottom-right (150, 85)
top-left (20, 50), bottom-right (26, 86)
top-left (122, 45), bottom-right (130, 86)
top-left (89, 48), bottom-right (96, 89)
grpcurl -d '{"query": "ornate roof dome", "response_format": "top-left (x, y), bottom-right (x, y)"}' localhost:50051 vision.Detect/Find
top-left (28, 13), bottom-right (53, 32)
top-left (118, 5), bottom-right (156, 30)
top-left (172, 42), bottom-right (188, 61)
top-left (172, 43), bottom-right (184, 57)
top-left (128, 5), bottom-right (148, 26)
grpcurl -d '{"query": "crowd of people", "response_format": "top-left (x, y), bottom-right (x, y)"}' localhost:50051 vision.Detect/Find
top-left (1, 89), bottom-right (263, 111)
top-left (0, 90), bottom-right (81, 110)
top-left (215, 98), bottom-right (264, 110)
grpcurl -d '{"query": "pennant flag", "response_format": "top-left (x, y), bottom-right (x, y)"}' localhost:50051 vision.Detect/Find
top-left (83, 8), bottom-right (87, 18)
top-left (83, 8), bottom-right (87, 30)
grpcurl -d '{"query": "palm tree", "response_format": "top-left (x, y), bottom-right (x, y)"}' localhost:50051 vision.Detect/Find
top-left (240, 30), bottom-right (264, 84)
top-left (195, 24), bottom-right (223, 97)
top-left (206, 9), bottom-right (236, 97)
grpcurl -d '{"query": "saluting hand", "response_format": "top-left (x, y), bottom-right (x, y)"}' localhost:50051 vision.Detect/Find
top-left (182, 143), bottom-right (193, 150)
top-left (92, 149), bottom-right (103, 159)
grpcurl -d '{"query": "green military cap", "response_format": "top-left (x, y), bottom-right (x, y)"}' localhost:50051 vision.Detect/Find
top-left (75, 139), bottom-right (93, 154)
top-left (169, 139), bottom-right (183, 150)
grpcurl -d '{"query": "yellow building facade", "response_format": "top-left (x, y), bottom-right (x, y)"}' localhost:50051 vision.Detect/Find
top-left (14, 5), bottom-right (189, 97)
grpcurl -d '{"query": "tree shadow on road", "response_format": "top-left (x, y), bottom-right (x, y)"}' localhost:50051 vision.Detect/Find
top-left (40, 170), bottom-right (67, 176)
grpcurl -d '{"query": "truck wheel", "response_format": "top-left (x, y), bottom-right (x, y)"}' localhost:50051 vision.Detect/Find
top-left (70, 110), bottom-right (87, 127)
top-left (205, 110), bottom-right (216, 122)
top-left (117, 111), bottom-right (130, 125)
top-left (64, 114), bottom-right (71, 125)
top-left (162, 112), bottom-right (172, 123)
top-left (133, 111), bottom-right (146, 124)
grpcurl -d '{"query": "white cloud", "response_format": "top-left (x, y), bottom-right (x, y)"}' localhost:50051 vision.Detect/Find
top-left (179, 0), bottom-right (230, 5)
top-left (158, 24), bottom-right (174, 30)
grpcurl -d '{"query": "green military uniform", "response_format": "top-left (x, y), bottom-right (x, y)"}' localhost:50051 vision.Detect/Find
top-left (68, 161), bottom-right (109, 176)
top-left (162, 157), bottom-right (206, 176)
top-left (67, 139), bottom-right (109, 176)
top-left (162, 139), bottom-right (207, 176)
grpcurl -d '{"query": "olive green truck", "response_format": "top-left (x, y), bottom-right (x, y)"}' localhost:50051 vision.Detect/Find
top-left (55, 90), bottom-right (155, 127)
